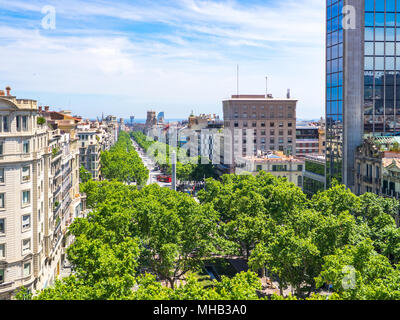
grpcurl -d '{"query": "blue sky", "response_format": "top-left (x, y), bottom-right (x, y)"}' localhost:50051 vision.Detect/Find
top-left (0, 0), bottom-right (325, 120)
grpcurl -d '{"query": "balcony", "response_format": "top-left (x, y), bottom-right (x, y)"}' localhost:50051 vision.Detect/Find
top-left (62, 183), bottom-right (73, 198)
top-left (62, 167), bottom-right (72, 179)
top-left (53, 185), bottom-right (61, 196)
top-left (54, 168), bottom-right (62, 177)
top-left (362, 176), bottom-right (373, 184)
top-left (382, 189), bottom-right (400, 199)
top-left (53, 202), bottom-right (61, 217)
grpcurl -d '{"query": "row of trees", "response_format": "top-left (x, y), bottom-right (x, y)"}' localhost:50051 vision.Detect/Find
top-left (27, 180), bottom-right (263, 300)
top-left (131, 131), bottom-right (217, 182)
top-left (26, 161), bottom-right (400, 300)
top-left (100, 131), bottom-right (149, 186)
top-left (197, 173), bottom-right (400, 299)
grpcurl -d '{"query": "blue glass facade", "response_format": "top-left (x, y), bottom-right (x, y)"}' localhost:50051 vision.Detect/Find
top-left (364, 0), bottom-right (400, 135)
top-left (326, 0), bottom-right (344, 185)
top-left (326, 0), bottom-right (400, 188)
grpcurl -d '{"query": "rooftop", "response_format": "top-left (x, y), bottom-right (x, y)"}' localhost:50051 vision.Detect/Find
top-left (239, 151), bottom-right (304, 163)
top-left (224, 94), bottom-right (297, 102)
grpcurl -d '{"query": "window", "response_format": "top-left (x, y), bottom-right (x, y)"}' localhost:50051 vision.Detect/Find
top-left (16, 116), bottom-right (21, 131)
top-left (0, 193), bottom-right (4, 209)
top-left (22, 215), bottom-right (31, 230)
top-left (252, 122), bottom-right (257, 128)
top-left (288, 130), bottom-right (293, 136)
top-left (0, 219), bottom-right (4, 234)
top-left (297, 165), bottom-right (303, 171)
top-left (22, 239), bottom-right (31, 255)
top-left (3, 116), bottom-right (9, 132)
top-left (279, 122), bottom-right (284, 127)
top-left (0, 168), bottom-right (3, 183)
top-left (22, 190), bottom-right (30, 206)
top-left (261, 122), bottom-right (266, 127)
top-left (23, 141), bottom-right (30, 154)
top-left (22, 166), bottom-right (30, 182)
top-left (0, 141), bottom-right (3, 155)
top-left (0, 269), bottom-right (4, 284)
top-left (288, 123), bottom-right (293, 127)
top-left (270, 130), bottom-right (275, 136)
top-left (23, 262), bottom-right (31, 277)
top-left (279, 130), bottom-right (284, 136)
top-left (272, 165), bottom-right (287, 172)
top-left (22, 116), bottom-right (28, 131)
top-left (298, 176), bottom-right (303, 187)
top-left (0, 243), bottom-right (4, 258)
top-left (256, 165), bottom-right (262, 172)
top-left (270, 122), bottom-right (275, 127)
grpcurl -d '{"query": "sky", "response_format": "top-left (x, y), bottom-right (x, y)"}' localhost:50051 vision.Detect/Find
top-left (0, 0), bottom-right (325, 120)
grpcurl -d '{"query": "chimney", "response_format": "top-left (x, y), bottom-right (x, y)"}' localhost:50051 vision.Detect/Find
top-left (38, 106), bottom-right (42, 112)
top-left (5, 86), bottom-right (11, 96)
top-left (287, 89), bottom-right (291, 99)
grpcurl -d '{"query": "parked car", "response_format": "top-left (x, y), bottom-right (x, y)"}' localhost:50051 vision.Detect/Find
top-left (157, 175), bottom-right (172, 183)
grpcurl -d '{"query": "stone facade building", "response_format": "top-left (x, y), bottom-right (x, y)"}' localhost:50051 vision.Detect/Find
top-left (354, 137), bottom-right (400, 197)
top-left (235, 151), bottom-right (304, 188)
top-left (223, 94), bottom-right (297, 168)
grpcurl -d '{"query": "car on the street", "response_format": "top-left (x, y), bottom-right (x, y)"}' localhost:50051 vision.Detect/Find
top-left (157, 175), bottom-right (172, 183)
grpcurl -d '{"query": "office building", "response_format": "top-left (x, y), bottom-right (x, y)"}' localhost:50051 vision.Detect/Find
top-left (326, 0), bottom-right (400, 190)
top-left (223, 94), bottom-right (297, 168)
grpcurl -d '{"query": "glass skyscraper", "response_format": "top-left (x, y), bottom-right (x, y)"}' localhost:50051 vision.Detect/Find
top-left (326, 0), bottom-right (400, 190)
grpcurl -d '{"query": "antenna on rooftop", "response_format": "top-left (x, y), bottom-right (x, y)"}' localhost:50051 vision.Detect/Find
top-left (265, 76), bottom-right (268, 98)
top-left (237, 64), bottom-right (239, 96)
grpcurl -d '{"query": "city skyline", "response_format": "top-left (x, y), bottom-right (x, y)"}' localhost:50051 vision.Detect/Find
top-left (0, 0), bottom-right (325, 120)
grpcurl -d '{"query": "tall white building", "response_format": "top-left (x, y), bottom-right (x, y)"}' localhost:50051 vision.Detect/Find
top-left (0, 88), bottom-right (50, 299)
top-left (0, 89), bottom-right (82, 299)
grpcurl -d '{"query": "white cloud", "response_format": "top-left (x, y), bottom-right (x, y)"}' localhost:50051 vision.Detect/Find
top-left (0, 0), bottom-right (325, 119)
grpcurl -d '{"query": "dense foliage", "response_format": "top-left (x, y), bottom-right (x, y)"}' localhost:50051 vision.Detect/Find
top-left (101, 131), bottom-right (149, 186)
top-left (29, 180), bottom-right (262, 300)
top-left (197, 174), bottom-right (400, 299)
top-left (79, 165), bottom-right (92, 184)
top-left (27, 154), bottom-right (400, 300)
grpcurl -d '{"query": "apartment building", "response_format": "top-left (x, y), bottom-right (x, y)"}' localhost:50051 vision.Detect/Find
top-left (77, 118), bottom-right (119, 181)
top-left (223, 94), bottom-right (297, 167)
top-left (182, 113), bottom-right (224, 162)
top-left (235, 151), bottom-right (304, 188)
top-left (0, 88), bottom-right (84, 299)
top-left (0, 89), bottom-right (51, 298)
top-left (296, 126), bottom-right (320, 157)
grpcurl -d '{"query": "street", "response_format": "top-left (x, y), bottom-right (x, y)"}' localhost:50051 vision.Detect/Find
top-left (131, 139), bottom-right (172, 188)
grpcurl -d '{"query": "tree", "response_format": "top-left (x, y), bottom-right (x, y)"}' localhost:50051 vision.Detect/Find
top-left (101, 131), bottom-right (149, 185)
top-left (79, 165), bottom-right (92, 184)
top-left (315, 239), bottom-right (398, 300)
top-left (135, 185), bottom-right (220, 288)
top-left (249, 227), bottom-right (319, 297)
